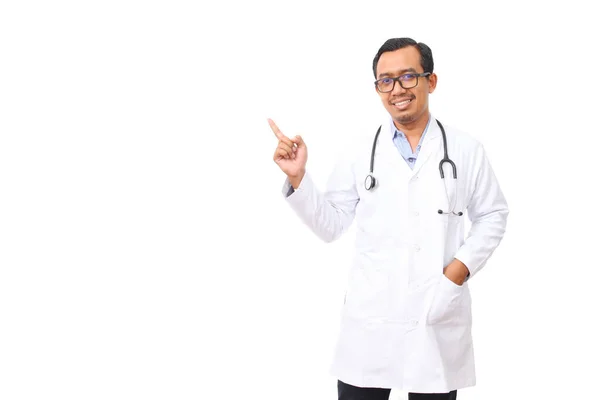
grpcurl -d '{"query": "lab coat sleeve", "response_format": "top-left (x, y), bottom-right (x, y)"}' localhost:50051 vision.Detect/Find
top-left (280, 155), bottom-right (359, 243)
top-left (454, 144), bottom-right (509, 279)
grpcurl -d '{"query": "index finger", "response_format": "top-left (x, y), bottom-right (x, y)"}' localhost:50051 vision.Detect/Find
top-left (267, 118), bottom-right (285, 140)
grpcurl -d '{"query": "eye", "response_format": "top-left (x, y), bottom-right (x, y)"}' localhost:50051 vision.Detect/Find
top-left (381, 78), bottom-right (393, 84)
top-left (400, 74), bottom-right (416, 81)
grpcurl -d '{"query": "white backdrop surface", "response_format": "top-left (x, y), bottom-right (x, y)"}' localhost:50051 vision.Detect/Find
top-left (1, 1), bottom-right (599, 399)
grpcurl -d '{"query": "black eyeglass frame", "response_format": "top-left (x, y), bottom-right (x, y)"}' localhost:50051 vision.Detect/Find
top-left (374, 72), bottom-right (431, 92)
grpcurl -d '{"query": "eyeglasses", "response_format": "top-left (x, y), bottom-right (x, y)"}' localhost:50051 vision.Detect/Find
top-left (374, 72), bottom-right (431, 93)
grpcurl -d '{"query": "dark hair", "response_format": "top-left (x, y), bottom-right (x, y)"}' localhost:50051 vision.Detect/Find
top-left (372, 38), bottom-right (434, 78)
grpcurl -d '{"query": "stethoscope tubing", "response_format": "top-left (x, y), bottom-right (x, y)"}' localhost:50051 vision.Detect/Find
top-left (364, 119), bottom-right (462, 216)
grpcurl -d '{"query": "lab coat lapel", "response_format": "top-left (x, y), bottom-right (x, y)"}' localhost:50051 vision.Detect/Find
top-left (378, 120), bottom-right (409, 171)
top-left (410, 117), bottom-right (442, 178)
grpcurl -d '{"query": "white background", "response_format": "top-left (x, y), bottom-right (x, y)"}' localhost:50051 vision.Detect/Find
top-left (1, 1), bottom-right (599, 399)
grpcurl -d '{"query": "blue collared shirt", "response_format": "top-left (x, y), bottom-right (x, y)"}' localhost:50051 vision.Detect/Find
top-left (391, 115), bottom-right (432, 169)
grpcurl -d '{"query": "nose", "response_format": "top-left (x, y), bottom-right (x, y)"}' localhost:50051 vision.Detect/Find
top-left (391, 79), bottom-right (407, 96)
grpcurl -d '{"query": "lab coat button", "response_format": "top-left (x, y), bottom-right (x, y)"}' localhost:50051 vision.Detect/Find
top-left (414, 245), bottom-right (420, 252)
top-left (413, 211), bottom-right (419, 216)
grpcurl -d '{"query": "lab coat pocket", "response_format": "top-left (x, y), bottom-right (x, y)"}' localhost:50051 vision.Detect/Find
top-left (426, 274), bottom-right (470, 326)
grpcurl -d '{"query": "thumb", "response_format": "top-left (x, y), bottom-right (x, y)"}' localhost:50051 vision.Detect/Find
top-left (292, 135), bottom-right (306, 148)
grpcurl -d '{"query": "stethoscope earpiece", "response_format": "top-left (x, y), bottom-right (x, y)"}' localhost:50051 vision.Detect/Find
top-left (438, 210), bottom-right (464, 216)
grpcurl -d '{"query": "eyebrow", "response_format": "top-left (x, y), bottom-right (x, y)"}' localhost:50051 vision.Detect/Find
top-left (377, 68), bottom-right (418, 79)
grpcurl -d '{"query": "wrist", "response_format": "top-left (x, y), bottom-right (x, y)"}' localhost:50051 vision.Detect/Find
top-left (444, 259), bottom-right (470, 285)
top-left (289, 169), bottom-right (305, 189)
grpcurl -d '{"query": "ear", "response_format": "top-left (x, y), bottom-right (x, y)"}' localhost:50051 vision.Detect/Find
top-left (428, 73), bottom-right (438, 93)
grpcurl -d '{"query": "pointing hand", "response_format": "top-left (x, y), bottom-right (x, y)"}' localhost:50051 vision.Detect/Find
top-left (269, 118), bottom-right (307, 187)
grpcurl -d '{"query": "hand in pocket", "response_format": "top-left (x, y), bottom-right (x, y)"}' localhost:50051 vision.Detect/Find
top-left (426, 275), bottom-right (470, 325)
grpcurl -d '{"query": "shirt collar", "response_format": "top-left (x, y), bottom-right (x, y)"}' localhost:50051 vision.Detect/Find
top-left (390, 113), bottom-right (432, 142)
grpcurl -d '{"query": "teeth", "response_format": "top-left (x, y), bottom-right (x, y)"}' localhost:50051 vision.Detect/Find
top-left (394, 100), bottom-right (411, 106)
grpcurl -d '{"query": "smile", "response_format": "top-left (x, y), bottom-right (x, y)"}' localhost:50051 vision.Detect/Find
top-left (392, 98), bottom-right (413, 110)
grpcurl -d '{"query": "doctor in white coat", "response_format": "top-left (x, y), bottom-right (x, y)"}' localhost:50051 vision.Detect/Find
top-left (269, 38), bottom-right (509, 400)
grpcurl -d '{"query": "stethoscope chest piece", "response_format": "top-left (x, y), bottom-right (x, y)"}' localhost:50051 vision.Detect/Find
top-left (364, 174), bottom-right (376, 190)
top-left (364, 125), bottom-right (382, 191)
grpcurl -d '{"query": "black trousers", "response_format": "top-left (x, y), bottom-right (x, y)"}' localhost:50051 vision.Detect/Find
top-left (338, 380), bottom-right (457, 400)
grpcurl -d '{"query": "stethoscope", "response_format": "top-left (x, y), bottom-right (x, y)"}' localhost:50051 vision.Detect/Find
top-left (364, 119), bottom-right (463, 216)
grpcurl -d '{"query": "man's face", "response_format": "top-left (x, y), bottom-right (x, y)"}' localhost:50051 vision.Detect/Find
top-left (374, 46), bottom-right (437, 127)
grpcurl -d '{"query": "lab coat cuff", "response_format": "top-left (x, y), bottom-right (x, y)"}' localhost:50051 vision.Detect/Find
top-left (454, 248), bottom-right (477, 280)
top-left (281, 172), bottom-right (311, 199)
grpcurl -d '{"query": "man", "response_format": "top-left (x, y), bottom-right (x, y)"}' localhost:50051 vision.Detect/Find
top-left (269, 38), bottom-right (509, 400)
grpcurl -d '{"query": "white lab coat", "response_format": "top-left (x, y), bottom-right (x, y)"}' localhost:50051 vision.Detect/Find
top-left (281, 115), bottom-right (509, 393)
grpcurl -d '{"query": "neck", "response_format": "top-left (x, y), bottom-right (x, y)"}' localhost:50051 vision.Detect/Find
top-left (393, 111), bottom-right (430, 139)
